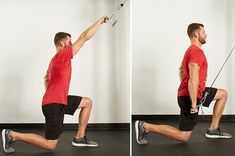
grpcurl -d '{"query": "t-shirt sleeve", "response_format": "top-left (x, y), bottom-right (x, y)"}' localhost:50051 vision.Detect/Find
top-left (59, 46), bottom-right (73, 61)
top-left (188, 49), bottom-right (204, 66)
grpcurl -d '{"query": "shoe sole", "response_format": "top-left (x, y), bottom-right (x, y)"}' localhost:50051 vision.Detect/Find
top-left (205, 133), bottom-right (232, 139)
top-left (135, 120), bottom-right (141, 144)
top-left (2, 129), bottom-right (7, 153)
top-left (2, 129), bottom-right (15, 154)
top-left (72, 142), bottom-right (98, 147)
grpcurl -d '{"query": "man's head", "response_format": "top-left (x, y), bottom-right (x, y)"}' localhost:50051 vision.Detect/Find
top-left (187, 23), bottom-right (207, 44)
top-left (54, 32), bottom-right (72, 49)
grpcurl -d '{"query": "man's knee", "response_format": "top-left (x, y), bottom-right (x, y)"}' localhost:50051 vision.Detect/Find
top-left (178, 132), bottom-right (191, 142)
top-left (220, 89), bottom-right (228, 99)
top-left (46, 140), bottom-right (58, 150)
top-left (215, 89), bottom-right (228, 101)
top-left (179, 135), bottom-right (190, 142)
top-left (82, 97), bottom-right (93, 108)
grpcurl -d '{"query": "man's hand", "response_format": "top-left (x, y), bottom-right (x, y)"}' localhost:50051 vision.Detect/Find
top-left (100, 16), bottom-right (109, 24)
top-left (190, 105), bottom-right (198, 114)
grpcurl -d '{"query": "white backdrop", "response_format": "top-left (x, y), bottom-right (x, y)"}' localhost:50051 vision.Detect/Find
top-left (228, 0), bottom-right (235, 115)
top-left (133, 0), bottom-right (235, 114)
top-left (0, 0), bottom-right (130, 123)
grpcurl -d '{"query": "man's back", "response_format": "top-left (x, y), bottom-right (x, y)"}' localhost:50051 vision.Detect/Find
top-left (42, 46), bottom-right (73, 105)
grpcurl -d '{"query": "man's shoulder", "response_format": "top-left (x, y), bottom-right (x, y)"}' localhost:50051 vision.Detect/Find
top-left (187, 46), bottom-right (204, 55)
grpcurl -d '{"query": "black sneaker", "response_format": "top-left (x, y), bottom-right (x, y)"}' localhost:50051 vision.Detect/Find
top-left (72, 136), bottom-right (98, 147)
top-left (135, 120), bottom-right (148, 145)
top-left (205, 127), bottom-right (232, 139)
top-left (2, 129), bottom-right (15, 154)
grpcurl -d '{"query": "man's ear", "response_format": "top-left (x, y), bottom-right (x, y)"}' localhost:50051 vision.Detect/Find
top-left (59, 41), bottom-right (65, 47)
top-left (193, 31), bottom-right (199, 38)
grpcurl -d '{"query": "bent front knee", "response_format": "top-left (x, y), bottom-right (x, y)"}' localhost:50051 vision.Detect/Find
top-left (85, 97), bottom-right (93, 108)
top-left (220, 89), bottom-right (228, 99)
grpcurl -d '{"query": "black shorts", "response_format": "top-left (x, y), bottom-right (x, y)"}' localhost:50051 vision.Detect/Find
top-left (178, 87), bottom-right (217, 131)
top-left (42, 95), bottom-right (82, 140)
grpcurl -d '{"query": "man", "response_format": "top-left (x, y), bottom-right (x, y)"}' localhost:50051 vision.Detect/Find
top-left (135, 23), bottom-right (232, 144)
top-left (2, 16), bottom-right (109, 154)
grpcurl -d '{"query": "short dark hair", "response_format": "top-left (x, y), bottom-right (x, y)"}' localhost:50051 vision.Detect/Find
top-left (54, 32), bottom-right (71, 46)
top-left (187, 23), bottom-right (204, 38)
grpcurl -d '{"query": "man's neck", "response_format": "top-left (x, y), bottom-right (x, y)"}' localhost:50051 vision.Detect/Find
top-left (56, 47), bottom-right (63, 53)
top-left (191, 39), bottom-right (202, 48)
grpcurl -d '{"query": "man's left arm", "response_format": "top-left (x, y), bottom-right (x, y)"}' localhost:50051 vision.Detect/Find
top-left (179, 63), bottom-right (183, 82)
top-left (44, 72), bottom-right (49, 90)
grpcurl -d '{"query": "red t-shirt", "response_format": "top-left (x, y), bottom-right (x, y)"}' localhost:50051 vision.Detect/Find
top-left (178, 45), bottom-right (208, 99)
top-left (42, 46), bottom-right (73, 105)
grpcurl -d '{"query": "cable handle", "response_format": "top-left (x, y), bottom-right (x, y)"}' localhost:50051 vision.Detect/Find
top-left (109, 0), bottom-right (127, 20)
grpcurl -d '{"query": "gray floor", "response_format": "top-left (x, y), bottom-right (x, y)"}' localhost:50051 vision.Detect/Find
top-left (132, 121), bottom-right (235, 156)
top-left (1, 129), bottom-right (130, 156)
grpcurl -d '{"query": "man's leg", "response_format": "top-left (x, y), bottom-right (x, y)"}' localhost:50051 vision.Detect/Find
top-left (135, 121), bottom-right (192, 144)
top-left (210, 89), bottom-right (227, 130)
top-left (204, 88), bottom-right (231, 138)
top-left (76, 97), bottom-right (92, 139)
top-left (135, 96), bottom-right (197, 144)
top-left (2, 104), bottom-right (64, 153)
top-left (10, 131), bottom-right (58, 150)
top-left (203, 88), bottom-right (232, 139)
top-left (1, 129), bottom-right (58, 154)
top-left (70, 96), bottom-right (98, 147)
top-left (144, 123), bottom-right (192, 142)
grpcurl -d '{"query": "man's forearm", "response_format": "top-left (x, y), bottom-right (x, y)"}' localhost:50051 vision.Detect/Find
top-left (72, 16), bottom-right (108, 55)
top-left (44, 72), bottom-right (48, 90)
top-left (188, 77), bottom-right (199, 107)
top-left (188, 63), bottom-right (200, 108)
top-left (80, 17), bottom-right (105, 42)
top-left (179, 64), bottom-right (183, 82)
top-left (44, 80), bottom-right (48, 90)
top-left (179, 70), bottom-right (183, 82)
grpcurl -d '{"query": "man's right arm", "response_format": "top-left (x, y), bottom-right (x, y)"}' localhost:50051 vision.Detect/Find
top-left (188, 63), bottom-right (200, 113)
top-left (72, 16), bottom-right (109, 56)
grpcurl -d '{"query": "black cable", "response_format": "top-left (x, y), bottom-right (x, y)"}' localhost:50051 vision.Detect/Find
top-left (210, 45), bottom-right (235, 87)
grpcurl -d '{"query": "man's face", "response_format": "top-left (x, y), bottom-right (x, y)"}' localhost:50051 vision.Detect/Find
top-left (197, 26), bottom-right (207, 44)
